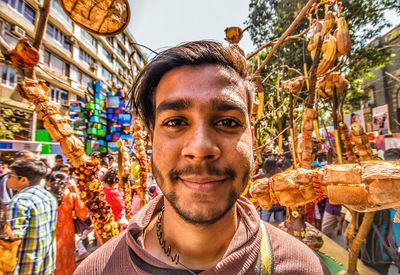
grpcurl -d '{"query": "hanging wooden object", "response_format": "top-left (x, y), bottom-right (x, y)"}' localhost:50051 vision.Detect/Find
top-left (58, 0), bottom-right (130, 36)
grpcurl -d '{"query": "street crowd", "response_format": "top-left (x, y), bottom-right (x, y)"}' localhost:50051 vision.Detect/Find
top-left (0, 150), bottom-right (159, 274)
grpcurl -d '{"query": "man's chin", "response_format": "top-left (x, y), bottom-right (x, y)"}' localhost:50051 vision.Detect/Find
top-left (164, 190), bottom-right (239, 225)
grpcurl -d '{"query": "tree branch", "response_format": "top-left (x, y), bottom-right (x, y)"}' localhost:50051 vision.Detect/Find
top-left (246, 27), bottom-right (310, 60)
top-left (254, 0), bottom-right (317, 75)
top-left (378, 43), bottom-right (400, 50)
top-left (385, 71), bottom-right (400, 83)
top-left (33, 0), bottom-right (51, 50)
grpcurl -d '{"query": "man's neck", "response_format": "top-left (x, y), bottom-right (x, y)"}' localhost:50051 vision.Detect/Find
top-left (144, 199), bottom-right (239, 270)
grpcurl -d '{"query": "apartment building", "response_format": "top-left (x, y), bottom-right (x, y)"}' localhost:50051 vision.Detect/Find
top-left (0, 0), bottom-right (147, 150)
top-left (361, 25), bottom-right (400, 133)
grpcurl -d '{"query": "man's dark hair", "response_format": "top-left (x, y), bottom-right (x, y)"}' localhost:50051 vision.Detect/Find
top-left (106, 154), bottom-right (115, 161)
top-left (46, 171), bottom-right (67, 205)
top-left (384, 148), bottom-right (400, 161)
top-left (10, 160), bottom-right (47, 186)
top-left (104, 167), bottom-right (118, 186)
top-left (55, 154), bottom-right (63, 160)
top-left (129, 40), bottom-right (254, 129)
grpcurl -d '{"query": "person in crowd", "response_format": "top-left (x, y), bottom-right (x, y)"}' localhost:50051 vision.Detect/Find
top-left (0, 151), bottom-right (36, 219)
top-left (107, 154), bottom-right (117, 168)
top-left (98, 158), bottom-right (109, 182)
top-left (58, 163), bottom-right (71, 175)
top-left (102, 167), bottom-right (125, 222)
top-left (130, 154), bottom-right (141, 181)
top-left (52, 154), bottom-right (64, 172)
top-left (39, 158), bottom-right (52, 177)
top-left (76, 41), bottom-right (327, 274)
top-left (6, 159), bottom-right (57, 274)
top-left (45, 171), bottom-right (89, 275)
top-left (321, 200), bottom-right (343, 239)
top-left (260, 156), bottom-right (290, 223)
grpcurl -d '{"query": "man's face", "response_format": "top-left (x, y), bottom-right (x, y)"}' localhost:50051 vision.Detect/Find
top-left (6, 170), bottom-right (29, 191)
top-left (55, 158), bottom-right (63, 166)
top-left (151, 65), bottom-right (253, 225)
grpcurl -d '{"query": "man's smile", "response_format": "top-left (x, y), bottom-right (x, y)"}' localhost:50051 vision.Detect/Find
top-left (179, 176), bottom-right (227, 193)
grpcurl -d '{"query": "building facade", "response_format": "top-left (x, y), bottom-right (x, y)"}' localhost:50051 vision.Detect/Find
top-left (0, 0), bottom-right (147, 149)
top-left (361, 24), bottom-right (400, 134)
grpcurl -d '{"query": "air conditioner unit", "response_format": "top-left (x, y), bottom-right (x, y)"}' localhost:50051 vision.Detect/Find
top-left (11, 25), bottom-right (26, 38)
top-left (90, 63), bottom-right (98, 71)
top-left (61, 100), bottom-right (70, 107)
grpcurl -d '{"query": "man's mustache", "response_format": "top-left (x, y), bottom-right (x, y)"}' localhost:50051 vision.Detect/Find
top-left (169, 165), bottom-right (236, 181)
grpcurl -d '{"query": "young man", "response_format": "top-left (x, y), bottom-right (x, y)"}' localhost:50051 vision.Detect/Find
top-left (6, 160), bottom-right (58, 274)
top-left (0, 151), bottom-right (37, 220)
top-left (51, 154), bottom-right (64, 172)
top-left (76, 41), bottom-right (327, 274)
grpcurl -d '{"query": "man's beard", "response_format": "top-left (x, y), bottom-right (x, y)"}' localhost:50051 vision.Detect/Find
top-left (152, 161), bottom-right (250, 225)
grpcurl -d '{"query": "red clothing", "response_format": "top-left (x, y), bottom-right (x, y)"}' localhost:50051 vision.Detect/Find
top-left (103, 186), bottom-right (125, 221)
top-left (55, 189), bottom-right (89, 275)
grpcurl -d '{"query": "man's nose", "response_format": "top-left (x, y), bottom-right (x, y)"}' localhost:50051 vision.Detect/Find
top-left (181, 123), bottom-right (221, 162)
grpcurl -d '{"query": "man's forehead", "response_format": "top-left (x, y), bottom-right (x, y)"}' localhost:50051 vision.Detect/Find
top-left (155, 65), bottom-right (248, 109)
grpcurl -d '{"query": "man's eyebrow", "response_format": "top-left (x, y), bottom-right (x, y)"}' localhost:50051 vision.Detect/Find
top-left (210, 98), bottom-right (247, 115)
top-left (156, 99), bottom-right (193, 114)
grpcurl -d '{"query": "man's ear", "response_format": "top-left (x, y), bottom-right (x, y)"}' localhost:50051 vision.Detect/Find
top-left (20, 176), bottom-right (29, 186)
top-left (150, 129), bottom-right (154, 143)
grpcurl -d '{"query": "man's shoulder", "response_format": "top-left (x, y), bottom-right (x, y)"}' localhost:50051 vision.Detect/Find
top-left (264, 223), bottom-right (328, 275)
top-left (75, 231), bottom-right (131, 274)
top-left (12, 186), bottom-right (56, 206)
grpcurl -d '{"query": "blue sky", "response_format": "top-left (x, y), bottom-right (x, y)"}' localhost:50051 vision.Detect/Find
top-left (128, 0), bottom-right (400, 59)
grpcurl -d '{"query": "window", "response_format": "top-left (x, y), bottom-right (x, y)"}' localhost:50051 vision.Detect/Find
top-left (79, 47), bottom-right (95, 65)
top-left (51, 53), bottom-right (68, 75)
top-left (79, 29), bottom-right (97, 49)
top-left (76, 95), bottom-right (85, 103)
top-left (81, 73), bottom-right (92, 87)
top-left (2, 31), bottom-right (18, 49)
top-left (51, 0), bottom-right (72, 26)
top-left (115, 61), bottom-right (123, 73)
top-left (70, 65), bottom-right (82, 83)
top-left (99, 45), bottom-right (113, 67)
top-left (2, 0), bottom-right (36, 24)
top-left (107, 37), bottom-right (114, 46)
top-left (118, 34), bottom-right (126, 45)
top-left (40, 49), bottom-right (68, 76)
top-left (101, 66), bottom-right (112, 81)
top-left (49, 85), bottom-right (68, 104)
top-left (0, 64), bottom-right (20, 87)
top-left (116, 44), bottom-right (125, 59)
top-left (46, 23), bottom-right (72, 50)
top-left (70, 65), bottom-right (92, 86)
top-left (41, 49), bottom-right (51, 66)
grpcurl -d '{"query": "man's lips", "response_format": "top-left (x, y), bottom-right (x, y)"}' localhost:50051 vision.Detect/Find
top-left (179, 177), bottom-right (226, 192)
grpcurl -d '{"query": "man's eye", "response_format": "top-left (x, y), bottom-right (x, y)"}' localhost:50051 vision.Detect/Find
top-left (215, 119), bottom-right (242, 128)
top-left (162, 119), bottom-right (187, 127)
